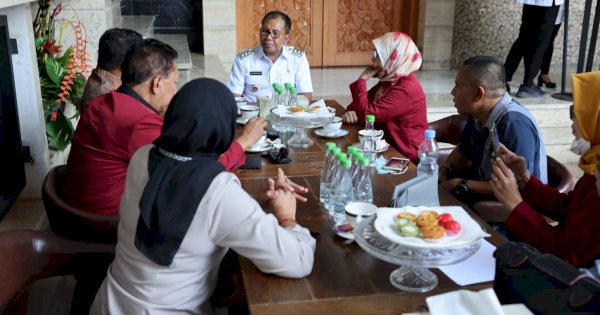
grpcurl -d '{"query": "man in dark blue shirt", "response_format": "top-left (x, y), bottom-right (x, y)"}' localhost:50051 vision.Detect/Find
top-left (441, 56), bottom-right (547, 203)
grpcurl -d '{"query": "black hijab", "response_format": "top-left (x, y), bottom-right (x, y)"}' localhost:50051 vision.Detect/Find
top-left (135, 78), bottom-right (237, 266)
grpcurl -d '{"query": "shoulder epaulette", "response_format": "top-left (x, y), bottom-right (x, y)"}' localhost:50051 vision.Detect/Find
top-left (238, 48), bottom-right (256, 59)
top-left (288, 46), bottom-right (304, 57)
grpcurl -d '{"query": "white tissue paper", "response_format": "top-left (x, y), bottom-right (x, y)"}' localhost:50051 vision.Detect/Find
top-left (426, 288), bottom-right (504, 315)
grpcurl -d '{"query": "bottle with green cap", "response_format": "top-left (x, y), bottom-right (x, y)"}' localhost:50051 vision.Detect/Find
top-left (331, 157), bottom-right (354, 223)
top-left (354, 156), bottom-right (373, 203)
top-left (325, 153), bottom-right (347, 213)
top-left (362, 114), bottom-right (377, 165)
top-left (319, 143), bottom-right (338, 204)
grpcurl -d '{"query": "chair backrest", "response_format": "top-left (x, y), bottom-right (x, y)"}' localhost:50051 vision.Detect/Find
top-left (42, 165), bottom-right (119, 244)
top-left (547, 155), bottom-right (575, 194)
top-left (428, 114), bottom-right (468, 163)
top-left (0, 230), bottom-right (114, 313)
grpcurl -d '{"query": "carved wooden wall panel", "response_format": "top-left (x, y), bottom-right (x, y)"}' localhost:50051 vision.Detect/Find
top-left (250, 0), bottom-right (314, 55)
top-left (336, 0), bottom-right (394, 53)
top-left (236, 0), bottom-right (419, 67)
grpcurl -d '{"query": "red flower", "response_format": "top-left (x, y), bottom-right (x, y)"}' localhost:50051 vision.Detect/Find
top-left (50, 111), bottom-right (58, 122)
top-left (41, 40), bottom-right (62, 55)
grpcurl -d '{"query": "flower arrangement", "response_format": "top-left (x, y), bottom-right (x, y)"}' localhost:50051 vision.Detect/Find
top-left (33, 0), bottom-right (91, 151)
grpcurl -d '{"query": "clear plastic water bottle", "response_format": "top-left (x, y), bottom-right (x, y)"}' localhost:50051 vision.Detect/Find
top-left (271, 83), bottom-right (281, 106)
top-left (363, 114), bottom-right (377, 163)
top-left (288, 88), bottom-right (297, 106)
top-left (354, 156), bottom-right (373, 203)
top-left (324, 151), bottom-right (346, 214)
top-left (331, 158), bottom-right (354, 223)
top-left (319, 142), bottom-right (337, 204)
top-left (348, 148), bottom-right (362, 187)
top-left (417, 129), bottom-right (440, 177)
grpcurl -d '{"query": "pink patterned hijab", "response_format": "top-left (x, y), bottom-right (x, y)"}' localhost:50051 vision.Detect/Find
top-left (372, 32), bottom-right (422, 83)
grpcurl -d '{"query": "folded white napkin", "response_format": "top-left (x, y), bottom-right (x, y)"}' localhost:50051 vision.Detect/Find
top-left (426, 288), bottom-right (504, 315)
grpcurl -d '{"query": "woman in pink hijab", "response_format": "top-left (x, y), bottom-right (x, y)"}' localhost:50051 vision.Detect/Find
top-left (343, 32), bottom-right (427, 162)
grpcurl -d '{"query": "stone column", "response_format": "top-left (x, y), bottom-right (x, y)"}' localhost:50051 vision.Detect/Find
top-left (202, 0), bottom-right (236, 71)
top-left (421, 0), bottom-right (456, 70)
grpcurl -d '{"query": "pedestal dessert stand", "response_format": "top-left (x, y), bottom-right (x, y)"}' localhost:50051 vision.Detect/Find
top-left (354, 216), bottom-right (481, 292)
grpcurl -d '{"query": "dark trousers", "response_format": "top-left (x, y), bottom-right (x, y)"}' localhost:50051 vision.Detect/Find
top-left (540, 23), bottom-right (562, 75)
top-left (504, 4), bottom-right (560, 86)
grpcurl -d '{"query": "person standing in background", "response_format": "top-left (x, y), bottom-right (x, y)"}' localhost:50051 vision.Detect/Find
top-left (538, 3), bottom-right (565, 89)
top-left (504, 0), bottom-right (562, 98)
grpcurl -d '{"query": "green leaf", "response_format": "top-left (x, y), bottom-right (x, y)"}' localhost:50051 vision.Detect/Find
top-left (35, 37), bottom-right (45, 51)
top-left (45, 58), bottom-right (64, 85)
top-left (57, 46), bottom-right (74, 63)
top-left (45, 110), bottom-right (74, 151)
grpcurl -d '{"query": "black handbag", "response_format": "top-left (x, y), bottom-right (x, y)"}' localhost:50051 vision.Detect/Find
top-left (494, 242), bottom-right (600, 314)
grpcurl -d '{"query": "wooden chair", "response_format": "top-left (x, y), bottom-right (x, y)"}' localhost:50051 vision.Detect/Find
top-left (428, 115), bottom-right (575, 223)
top-left (0, 230), bottom-right (114, 315)
top-left (427, 114), bottom-right (468, 163)
top-left (42, 165), bottom-right (119, 244)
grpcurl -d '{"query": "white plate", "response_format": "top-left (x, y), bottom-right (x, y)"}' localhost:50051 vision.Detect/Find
top-left (374, 206), bottom-right (490, 249)
top-left (236, 117), bottom-right (249, 125)
top-left (315, 129), bottom-right (348, 138)
top-left (245, 144), bottom-right (271, 153)
top-left (333, 222), bottom-right (354, 240)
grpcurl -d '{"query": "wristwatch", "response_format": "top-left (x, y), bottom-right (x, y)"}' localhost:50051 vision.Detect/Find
top-left (454, 179), bottom-right (469, 196)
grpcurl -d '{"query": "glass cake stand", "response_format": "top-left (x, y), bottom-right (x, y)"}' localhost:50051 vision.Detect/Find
top-left (267, 108), bottom-right (333, 148)
top-left (353, 216), bottom-right (481, 293)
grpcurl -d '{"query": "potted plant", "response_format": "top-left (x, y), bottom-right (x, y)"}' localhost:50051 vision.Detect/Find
top-left (33, 0), bottom-right (91, 151)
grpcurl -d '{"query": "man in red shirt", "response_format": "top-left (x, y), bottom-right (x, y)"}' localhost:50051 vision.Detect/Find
top-left (64, 39), bottom-right (265, 216)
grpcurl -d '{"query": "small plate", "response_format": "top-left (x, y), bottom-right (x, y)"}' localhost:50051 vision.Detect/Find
top-left (315, 129), bottom-right (348, 139)
top-left (245, 144), bottom-right (271, 153)
top-left (333, 222), bottom-right (354, 240)
top-left (236, 117), bottom-right (249, 125)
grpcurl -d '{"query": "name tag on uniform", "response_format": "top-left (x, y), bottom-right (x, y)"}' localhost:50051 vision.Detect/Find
top-left (249, 71), bottom-right (262, 76)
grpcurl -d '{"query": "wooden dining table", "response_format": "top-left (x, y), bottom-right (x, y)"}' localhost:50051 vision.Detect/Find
top-left (233, 100), bottom-right (506, 315)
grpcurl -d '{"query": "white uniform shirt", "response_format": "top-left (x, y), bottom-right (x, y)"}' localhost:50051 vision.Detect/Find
top-left (227, 45), bottom-right (313, 103)
top-left (517, 0), bottom-right (564, 7)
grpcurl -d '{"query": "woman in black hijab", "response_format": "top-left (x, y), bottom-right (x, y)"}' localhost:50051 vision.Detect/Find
top-left (90, 78), bottom-right (316, 315)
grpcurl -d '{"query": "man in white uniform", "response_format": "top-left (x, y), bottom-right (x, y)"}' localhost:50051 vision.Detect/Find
top-left (227, 11), bottom-right (313, 103)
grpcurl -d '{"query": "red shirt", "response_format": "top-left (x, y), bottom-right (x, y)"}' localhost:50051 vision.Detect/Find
top-left (64, 90), bottom-right (245, 216)
top-left (506, 174), bottom-right (600, 267)
top-left (346, 73), bottom-right (428, 162)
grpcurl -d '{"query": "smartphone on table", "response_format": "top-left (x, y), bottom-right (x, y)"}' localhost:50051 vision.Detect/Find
top-left (382, 157), bottom-right (410, 173)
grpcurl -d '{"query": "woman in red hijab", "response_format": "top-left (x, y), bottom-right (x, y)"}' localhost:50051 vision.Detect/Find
top-left (342, 32), bottom-right (428, 162)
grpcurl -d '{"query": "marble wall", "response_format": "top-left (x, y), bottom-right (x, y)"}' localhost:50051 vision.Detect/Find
top-left (421, 0), bottom-right (456, 70)
top-left (452, 1), bottom-right (600, 69)
top-left (202, 0), bottom-right (236, 70)
top-left (120, 0), bottom-right (203, 52)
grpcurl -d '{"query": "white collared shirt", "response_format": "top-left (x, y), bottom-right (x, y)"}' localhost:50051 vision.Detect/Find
top-left (517, 0), bottom-right (564, 7)
top-left (227, 45), bottom-right (313, 103)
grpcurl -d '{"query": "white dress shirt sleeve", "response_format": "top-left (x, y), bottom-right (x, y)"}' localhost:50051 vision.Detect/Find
top-left (227, 56), bottom-right (246, 95)
top-left (295, 53), bottom-right (313, 94)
